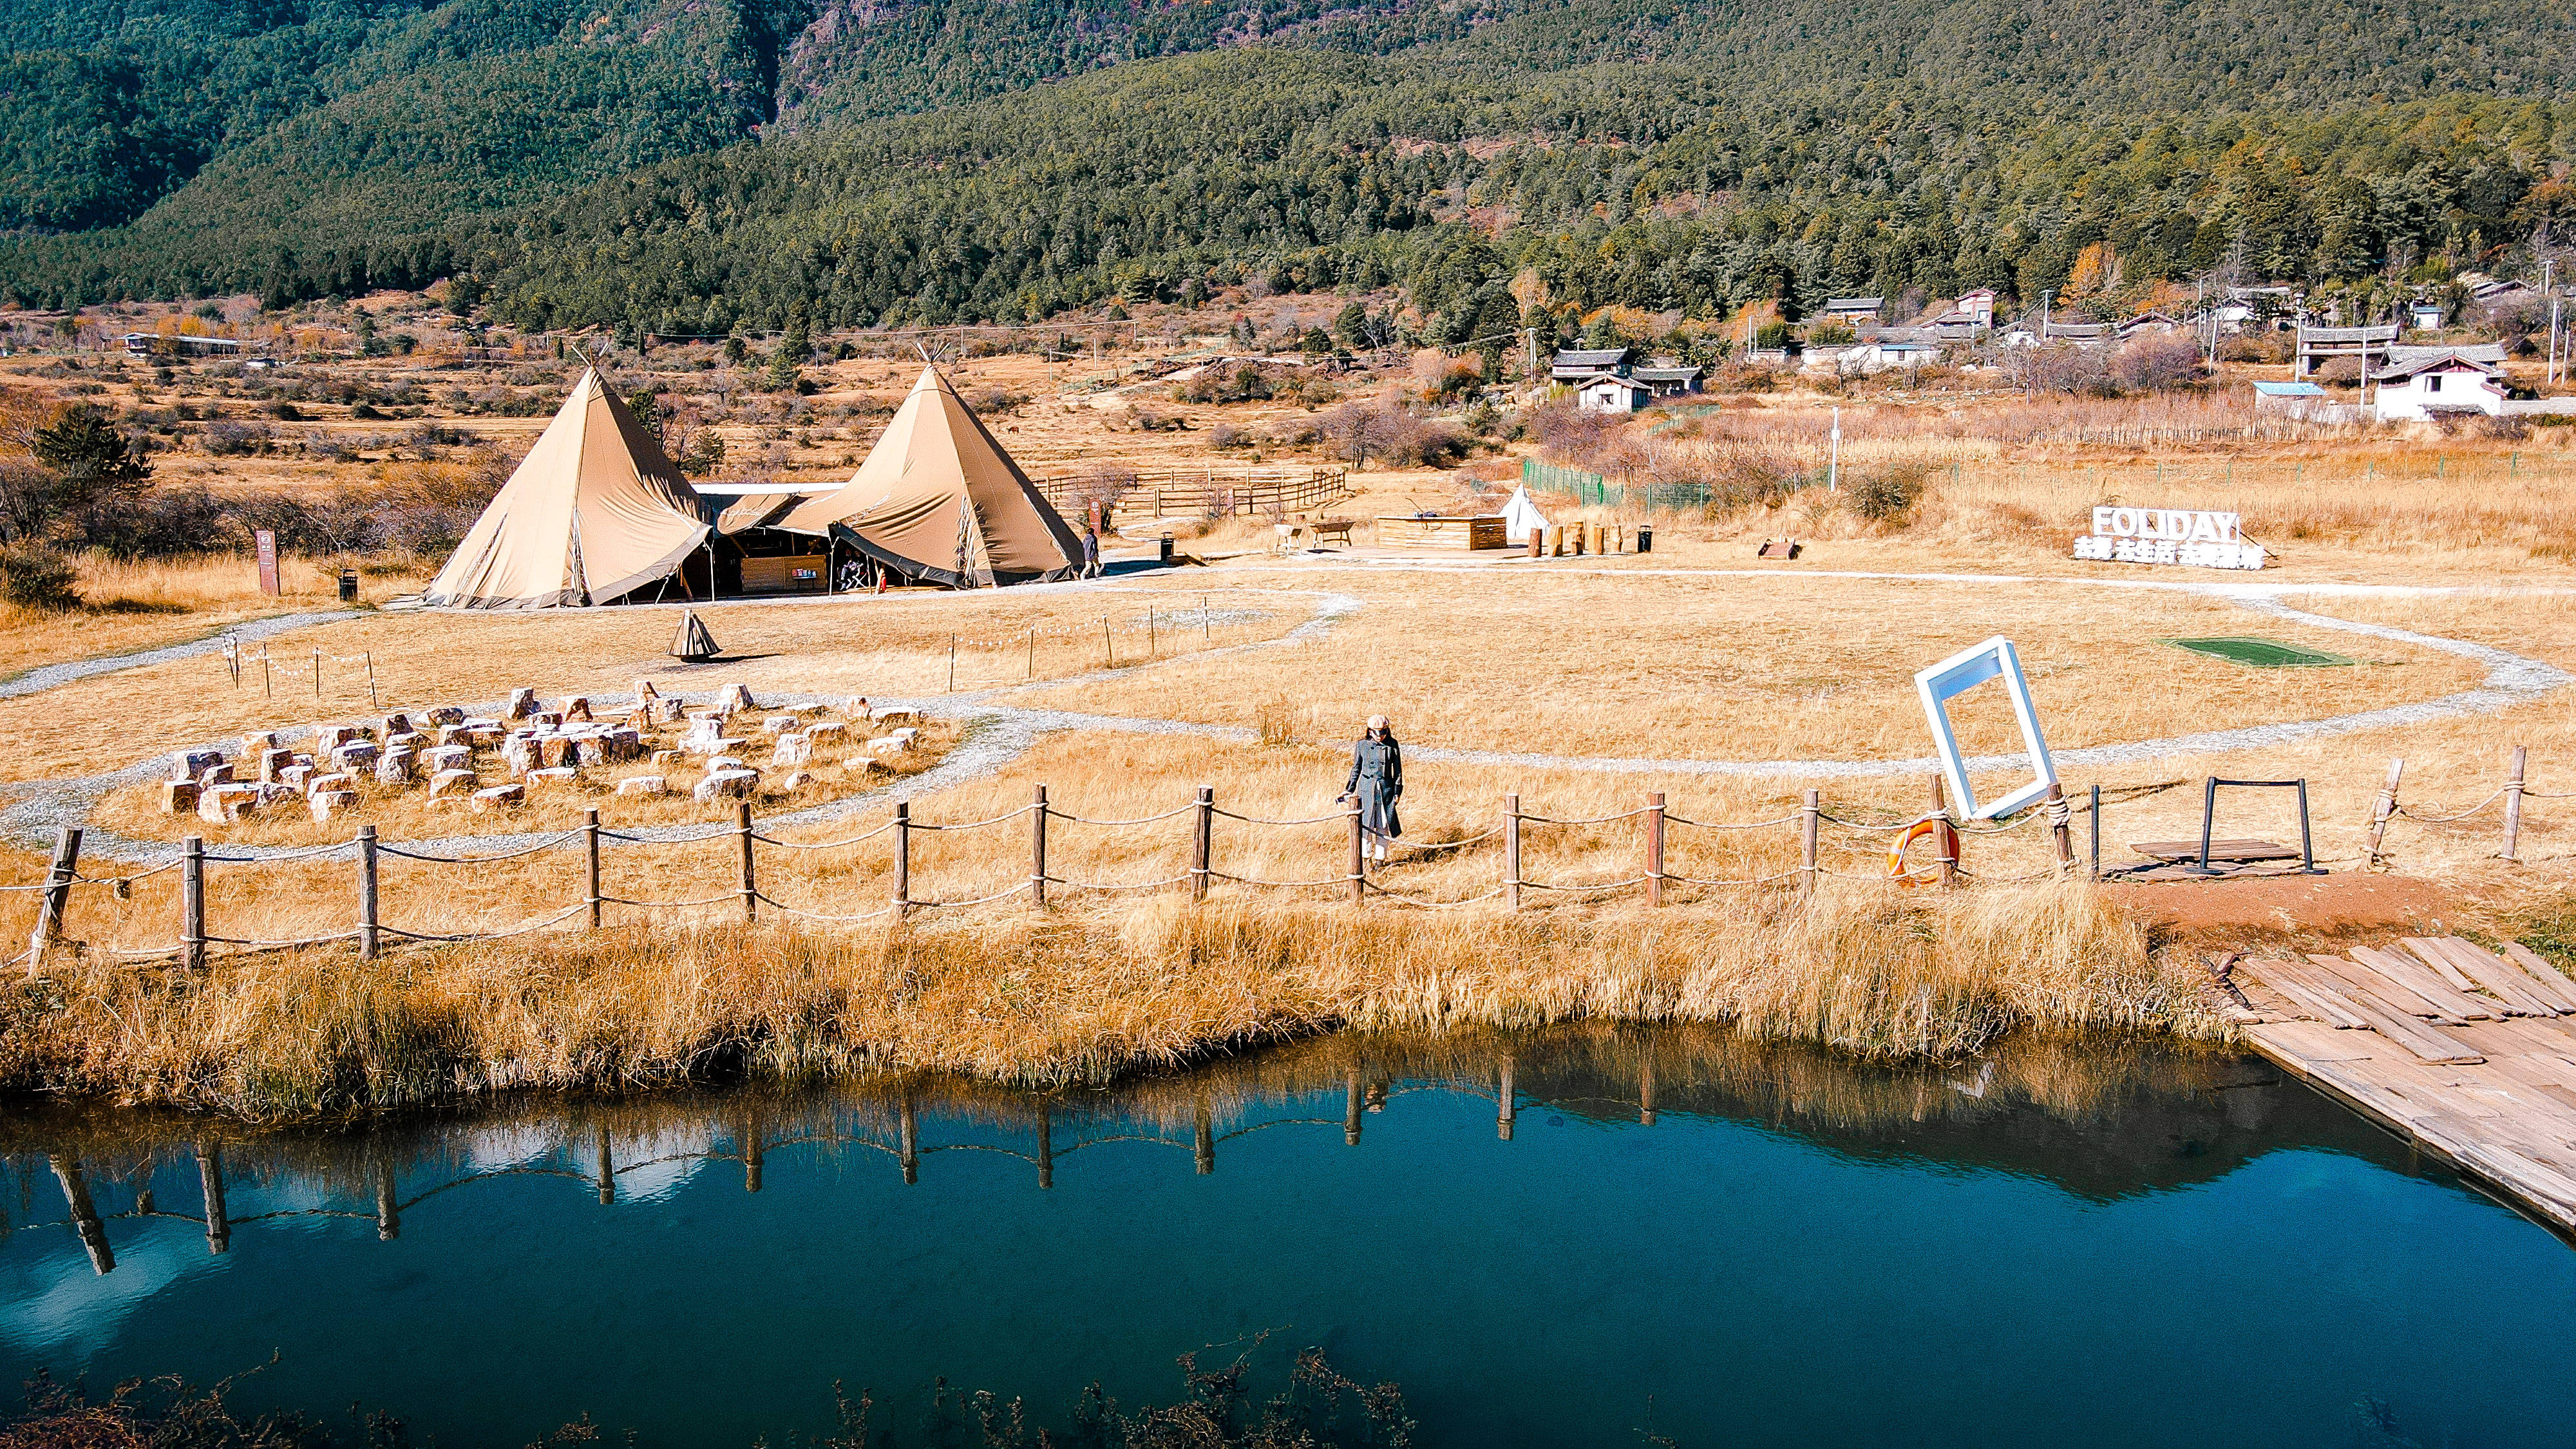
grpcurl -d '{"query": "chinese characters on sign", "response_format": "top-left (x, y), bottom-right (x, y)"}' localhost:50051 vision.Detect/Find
top-left (2072, 506), bottom-right (2264, 571)
top-left (254, 529), bottom-right (280, 596)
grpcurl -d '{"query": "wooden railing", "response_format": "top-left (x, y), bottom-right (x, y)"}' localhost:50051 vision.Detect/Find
top-left (1032, 469), bottom-right (1350, 520)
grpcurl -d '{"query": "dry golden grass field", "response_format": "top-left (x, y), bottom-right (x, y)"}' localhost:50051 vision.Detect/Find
top-left (5, 296), bottom-right (2576, 1115)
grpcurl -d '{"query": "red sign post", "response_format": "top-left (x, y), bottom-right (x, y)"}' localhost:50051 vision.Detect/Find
top-left (254, 529), bottom-right (279, 596)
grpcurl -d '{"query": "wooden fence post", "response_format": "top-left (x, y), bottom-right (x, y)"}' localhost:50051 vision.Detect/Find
top-left (182, 835), bottom-right (205, 972)
top-left (1192, 786), bottom-right (1213, 902)
top-left (736, 801), bottom-right (756, 922)
top-left (1929, 775), bottom-right (1957, 887)
top-left (26, 826), bottom-right (80, 973)
top-left (1346, 795), bottom-right (1365, 905)
top-left (2089, 783), bottom-right (2101, 879)
top-left (1102, 616), bottom-right (1112, 668)
top-left (1030, 784), bottom-right (1048, 908)
top-left (2047, 782), bottom-right (2074, 876)
top-left (1644, 791), bottom-right (1665, 907)
top-left (2366, 758), bottom-right (2405, 869)
top-left (1799, 789), bottom-right (1820, 898)
top-left (1194, 1095), bottom-right (1215, 1175)
top-left (894, 802), bottom-right (913, 919)
top-left (356, 825), bottom-right (379, 961)
top-left (375, 1162), bottom-right (400, 1240)
top-left (2504, 745), bottom-right (2528, 864)
top-left (583, 808), bottom-right (602, 928)
top-left (1035, 1102), bottom-right (1054, 1189)
top-left (1497, 1056), bottom-right (1516, 1141)
top-left (596, 1126), bottom-right (615, 1205)
top-left (194, 1141), bottom-right (229, 1255)
top-left (898, 1090), bottom-right (918, 1184)
top-left (1504, 793), bottom-right (1522, 910)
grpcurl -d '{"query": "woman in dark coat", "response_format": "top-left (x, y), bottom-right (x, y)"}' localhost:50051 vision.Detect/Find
top-left (1341, 715), bottom-right (1403, 865)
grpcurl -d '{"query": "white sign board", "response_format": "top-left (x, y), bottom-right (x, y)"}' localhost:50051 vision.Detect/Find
top-left (2072, 506), bottom-right (2264, 570)
top-left (1914, 636), bottom-right (2056, 821)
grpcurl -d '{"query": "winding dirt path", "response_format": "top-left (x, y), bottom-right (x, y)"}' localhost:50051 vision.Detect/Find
top-left (4, 570), bottom-right (2562, 862)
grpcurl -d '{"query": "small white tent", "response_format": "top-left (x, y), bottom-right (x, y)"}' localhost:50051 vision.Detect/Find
top-left (1501, 485), bottom-right (1549, 545)
top-left (424, 369), bottom-right (712, 609)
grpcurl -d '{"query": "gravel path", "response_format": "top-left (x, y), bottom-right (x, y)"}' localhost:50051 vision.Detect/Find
top-left (0, 610), bottom-right (359, 700)
top-left (4, 573), bottom-right (2562, 862)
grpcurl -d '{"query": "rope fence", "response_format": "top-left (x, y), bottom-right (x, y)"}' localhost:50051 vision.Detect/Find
top-left (12, 744), bottom-right (2569, 973)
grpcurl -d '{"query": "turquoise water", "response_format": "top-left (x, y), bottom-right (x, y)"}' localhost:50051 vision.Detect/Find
top-left (3, 1029), bottom-right (2570, 1446)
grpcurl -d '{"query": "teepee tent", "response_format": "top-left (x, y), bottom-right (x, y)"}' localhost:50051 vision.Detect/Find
top-left (779, 365), bottom-right (1081, 587)
top-left (424, 369), bottom-right (712, 609)
top-left (1501, 485), bottom-right (1549, 545)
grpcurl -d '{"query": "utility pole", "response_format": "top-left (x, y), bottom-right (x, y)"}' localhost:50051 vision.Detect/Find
top-left (1828, 406), bottom-right (1841, 492)
top-left (2546, 257), bottom-right (2562, 387)
top-left (2040, 290), bottom-right (2052, 344)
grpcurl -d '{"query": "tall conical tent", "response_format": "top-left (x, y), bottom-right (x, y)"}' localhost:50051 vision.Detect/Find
top-left (424, 368), bottom-right (712, 609)
top-left (779, 365), bottom-right (1081, 587)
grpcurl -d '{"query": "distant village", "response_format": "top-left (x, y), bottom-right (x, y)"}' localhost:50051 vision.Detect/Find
top-left (1555, 274), bottom-right (2570, 424)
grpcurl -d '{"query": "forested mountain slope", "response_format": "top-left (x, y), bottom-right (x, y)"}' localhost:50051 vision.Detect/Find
top-left (1, 0), bottom-right (2570, 317)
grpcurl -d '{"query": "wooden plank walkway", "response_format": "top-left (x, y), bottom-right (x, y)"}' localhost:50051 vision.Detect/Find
top-left (2229, 937), bottom-right (2576, 1238)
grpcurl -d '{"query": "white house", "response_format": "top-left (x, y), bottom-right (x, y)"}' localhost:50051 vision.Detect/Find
top-left (2371, 348), bottom-right (2507, 422)
top-left (1576, 375), bottom-right (1655, 413)
top-left (1926, 289), bottom-right (1996, 328)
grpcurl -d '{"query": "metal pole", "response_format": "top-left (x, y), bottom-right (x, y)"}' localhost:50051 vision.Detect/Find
top-left (182, 835), bottom-right (205, 972)
top-left (356, 824), bottom-right (379, 960)
top-left (737, 801), bottom-right (756, 922)
top-left (2196, 775), bottom-right (2218, 875)
top-left (1504, 793), bottom-right (1522, 910)
top-left (1192, 786), bottom-right (1213, 902)
top-left (584, 808), bottom-right (602, 928)
top-left (1644, 791), bottom-right (1665, 907)
top-left (2504, 745), bottom-right (2528, 864)
top-left (27, 826), bottom-right (80, 972)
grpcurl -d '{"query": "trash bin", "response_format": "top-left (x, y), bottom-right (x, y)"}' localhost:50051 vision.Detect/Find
top-left (1637, 525), bottom-right (1653, 554)
top-left (337, 568), bottom-right (359, 603)
top-left (1159, 534), bottom-right (1175, 566)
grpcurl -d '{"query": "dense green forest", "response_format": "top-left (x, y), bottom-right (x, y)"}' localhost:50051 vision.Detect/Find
top-left (1, 0), bottom-right (2571, 326)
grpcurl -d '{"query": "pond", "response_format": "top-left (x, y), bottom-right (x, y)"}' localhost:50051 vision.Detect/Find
top-left (3, 1027), bottom-right (2570, 1447)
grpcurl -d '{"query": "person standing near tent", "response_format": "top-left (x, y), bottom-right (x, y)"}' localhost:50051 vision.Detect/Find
top-left (1341, 715), bottom-right (1403, 866)
top-left (1081, 525), bottom-right (1102, 578)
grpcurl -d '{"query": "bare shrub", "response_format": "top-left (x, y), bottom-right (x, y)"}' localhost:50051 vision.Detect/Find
top-left (1849, 462), bottom-right (1931, 526)
top-left (2110, 335), bottom-right (2204, 393)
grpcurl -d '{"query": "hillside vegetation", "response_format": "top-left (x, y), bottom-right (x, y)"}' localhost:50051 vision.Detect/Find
top-left (1, 0), bottom-right (2571, 323)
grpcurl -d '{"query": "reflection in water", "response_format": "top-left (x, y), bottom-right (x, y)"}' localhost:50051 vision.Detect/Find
top-left (0, 1026), bottom-right (2569, 1448)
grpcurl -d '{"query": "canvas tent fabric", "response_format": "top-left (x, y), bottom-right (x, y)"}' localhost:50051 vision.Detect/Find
top-left (425, 369), bottom-right (711, 609)
top-left (780, 366), bottom-right (1081, 587)
top-left (1501, 485), bottom-right (1549, 545)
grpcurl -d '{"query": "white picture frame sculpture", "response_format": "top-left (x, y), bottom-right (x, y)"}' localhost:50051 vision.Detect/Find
top-left (1913, 636), bottom-right (2057, 820)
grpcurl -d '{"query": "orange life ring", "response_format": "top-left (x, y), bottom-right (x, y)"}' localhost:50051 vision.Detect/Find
top-left (1886, 819), bottom-right (1962, 886)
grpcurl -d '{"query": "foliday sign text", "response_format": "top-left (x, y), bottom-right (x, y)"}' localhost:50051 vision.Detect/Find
top-left (2072, 506), bottom-right (2265, 571)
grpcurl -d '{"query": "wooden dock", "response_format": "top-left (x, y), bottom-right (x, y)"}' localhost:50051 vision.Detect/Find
top-left (2228, 937), bottom-right (2576, 1238)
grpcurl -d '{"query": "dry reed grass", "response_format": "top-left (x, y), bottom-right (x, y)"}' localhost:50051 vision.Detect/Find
top-left (0, 880), bottom-right (2200, 1119)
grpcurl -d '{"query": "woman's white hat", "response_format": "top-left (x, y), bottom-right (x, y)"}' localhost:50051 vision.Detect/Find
top-left (1366, 714), bottom-right (1388, 731)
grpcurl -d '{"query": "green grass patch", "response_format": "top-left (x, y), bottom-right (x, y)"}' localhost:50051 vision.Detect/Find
top-left (2162, 636), bottom-right (2357, 668)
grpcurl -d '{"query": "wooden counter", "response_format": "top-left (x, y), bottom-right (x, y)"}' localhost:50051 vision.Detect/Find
top-left (1377, 515), bottom-right (1508, 550)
